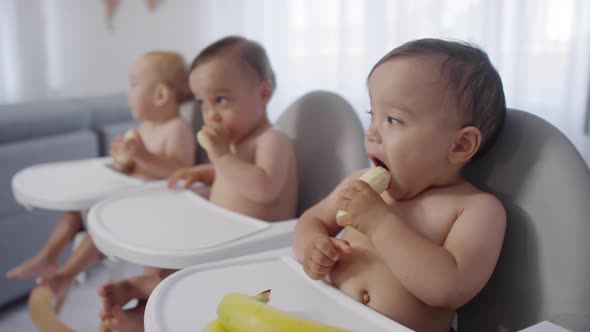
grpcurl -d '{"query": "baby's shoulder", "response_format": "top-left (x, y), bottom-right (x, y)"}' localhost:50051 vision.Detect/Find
top-left (436, 181), bottom-right (505, 218)
top-left (256, 127), bottom-right (292, 148)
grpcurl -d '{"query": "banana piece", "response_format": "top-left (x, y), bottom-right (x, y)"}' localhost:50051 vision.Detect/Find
top-left (114, 129), bottom-right (138, 165)
top-left (217, 291), bottom-right (348, 332)
top-left (196, 130), bottom-right (210, 151)
top-left (336, 166), bottom-right (391, 220)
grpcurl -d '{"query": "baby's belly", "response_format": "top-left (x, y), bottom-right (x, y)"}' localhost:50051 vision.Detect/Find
top-left (328, 231), bottom-right (453, 332)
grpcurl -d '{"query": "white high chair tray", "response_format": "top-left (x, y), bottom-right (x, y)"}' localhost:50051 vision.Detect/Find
top-left (87, 182), bottom-right (297, 269)
top-left (144, 248), bottom-right (412, 332)
top-left (11, 157), bottom-right (144, 211)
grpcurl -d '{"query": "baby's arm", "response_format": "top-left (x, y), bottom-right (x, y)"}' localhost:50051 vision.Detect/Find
top-left (214, 130), bottom-right (293, 203)
top-left (368, 193), bottom-right (506, 310)
top-left (132, 121), bottom-right (195, 179)
top-left (294, 172), bottom-right (363, 279)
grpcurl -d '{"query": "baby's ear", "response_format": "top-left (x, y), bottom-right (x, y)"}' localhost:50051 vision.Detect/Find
top-left (448, 126), bottom-right (482, 164)
top-left (258, 80), bottom-right (273, 104)
top-left (153, 83), bottom-right (172, 107)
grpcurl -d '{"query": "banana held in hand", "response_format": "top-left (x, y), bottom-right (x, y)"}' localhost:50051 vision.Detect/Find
top-left (114, 129), bottom-right (138, 164)
top-left (216, 290), bottom-right (348, 332)
top-left (336, 166), bottom-right (391, 220)
top-left (196, 130), bottom-right (210, 151)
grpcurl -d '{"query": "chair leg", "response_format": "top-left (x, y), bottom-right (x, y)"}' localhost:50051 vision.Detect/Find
top-left (28, 286), bottom-right (75, 332)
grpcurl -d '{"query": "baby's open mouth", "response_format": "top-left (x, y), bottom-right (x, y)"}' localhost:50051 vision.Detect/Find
top-left (371, 157), bottom-right (389, 172)
top-left (370, 157), bottom-right (392, 190)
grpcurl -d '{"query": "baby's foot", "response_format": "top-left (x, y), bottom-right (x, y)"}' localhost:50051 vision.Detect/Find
top-left (102, 302), bottom-right (145, 332)
top-left (6, 255), bottom-right (58, 279)
top-left (98, 279), bottom-right (136, 319)
top-left (36, 273), bottom-right (73, 298)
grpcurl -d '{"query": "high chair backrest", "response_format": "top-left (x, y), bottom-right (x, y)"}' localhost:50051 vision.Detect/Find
top-left (180, 100), bottom-right (209, 165)
top-left (276, 91), bottom-right (369, 216)
top-left (459, 109), bottom-right (590, 331)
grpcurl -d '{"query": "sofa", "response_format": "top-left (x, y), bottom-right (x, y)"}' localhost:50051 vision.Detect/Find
top-left (0, 94), bottom-right (138, 306)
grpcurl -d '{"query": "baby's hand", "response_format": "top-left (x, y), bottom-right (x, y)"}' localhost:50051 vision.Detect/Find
top-left (200, 123), bottom-right (230, 162)
top-left (167, 166), bottom-right (204, 189)
top-left (111, 137), bottom-right (133, 171)
top-left (110, 136), bottom-right (124, 157)
top-left (122, 130), bottom-right (148, 160)
top-left (303, 235), bottom-right (351, 280)
top-left (336, 180), bottom-right (391, 235)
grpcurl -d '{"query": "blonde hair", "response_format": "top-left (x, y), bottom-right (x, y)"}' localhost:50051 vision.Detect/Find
top-left (142, 51), bottom-right (192, 103)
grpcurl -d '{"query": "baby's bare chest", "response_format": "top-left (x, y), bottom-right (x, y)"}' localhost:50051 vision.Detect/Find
top-left (138, 126), bottom-right (170, 155)
top-left (388, 195), bottom-right (462, 245)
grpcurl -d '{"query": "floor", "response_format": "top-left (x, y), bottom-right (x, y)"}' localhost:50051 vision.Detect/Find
top-left (0, 262), bottom-right (143, 332)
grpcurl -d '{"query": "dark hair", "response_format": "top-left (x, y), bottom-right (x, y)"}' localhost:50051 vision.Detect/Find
top-left (369, 38), bottom-right (506, 159)
top-left (190, 36), bottom-right (276, 90)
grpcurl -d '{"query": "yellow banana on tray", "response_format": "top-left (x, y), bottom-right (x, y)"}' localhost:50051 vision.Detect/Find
top-left (336, 166), bottom-right (391, 220)
top-left (203, 290), bottom-right (349, 332)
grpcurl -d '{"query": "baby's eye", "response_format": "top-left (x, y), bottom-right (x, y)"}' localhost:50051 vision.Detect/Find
top-left (216, 96), bottom-right (229, 105)
top-left (366, 110), bottom-right (374, 121)
top-left (387, 116), bottom-right (402, 125)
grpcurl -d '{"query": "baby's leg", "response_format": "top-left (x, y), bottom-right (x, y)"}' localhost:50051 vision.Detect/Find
top-left (6, 211), bottom-right (83, 279)
top-left (98, 273), bottom-right (164, 320)
top-left (37, 234), bottom-right (100, 296)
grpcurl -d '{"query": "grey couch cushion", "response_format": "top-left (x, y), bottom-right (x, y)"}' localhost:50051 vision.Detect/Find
top-left (75, 94), bottom-right (133, 128)
top-left (0, 100), bottom-right (92, 144)
top-left (0, 131), bottom-right (99, 219)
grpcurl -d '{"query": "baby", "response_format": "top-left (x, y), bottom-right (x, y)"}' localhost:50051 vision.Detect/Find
top-left (6, 51), bottom-right (196, 300)
top-left (98, 36), bottom-right (298, 332)
top-left (294, 39), bottom-right (507, 332)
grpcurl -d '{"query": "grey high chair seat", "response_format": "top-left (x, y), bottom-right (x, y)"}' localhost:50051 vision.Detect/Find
top-left (460, 109), bottom-right (590, 331)
top-left (276, 90), bottom-right (369, 215)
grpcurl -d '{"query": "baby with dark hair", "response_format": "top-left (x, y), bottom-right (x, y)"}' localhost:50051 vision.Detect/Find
top-left (98, 36), bottom-right (298, 332)
top-left (294, 39), bottom-right (507, 332)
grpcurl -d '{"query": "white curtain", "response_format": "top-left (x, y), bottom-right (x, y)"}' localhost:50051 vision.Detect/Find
top-left (194, 0), bottom-right (590, 148)
top-left (1, 0), bottom-right (589, 156)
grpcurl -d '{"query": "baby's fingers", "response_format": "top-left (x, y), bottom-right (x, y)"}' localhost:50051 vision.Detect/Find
top-left (315, 238), bottom-right (340, 261)
top-left (331, 238), bottom-right (352, 254)
top-left (303, 262), bottom-right (327, 280)
top-left (306, 261), bottom-right (332, 276)
top-left (167, 171), bottom-right (186, 189)
top-left (310, 248), bottom-right (336, 267)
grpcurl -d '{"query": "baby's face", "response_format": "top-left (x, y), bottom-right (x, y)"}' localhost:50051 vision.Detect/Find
top-left (189, 55), bottom-right (269, 142)
top-left (365, 55), bottom-right (462, 199)
top-left (127, 57), bottom-right (161, 121)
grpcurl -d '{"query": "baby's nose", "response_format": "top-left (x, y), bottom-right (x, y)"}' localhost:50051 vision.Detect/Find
top-left (366, 126), bottom-right (381, 144)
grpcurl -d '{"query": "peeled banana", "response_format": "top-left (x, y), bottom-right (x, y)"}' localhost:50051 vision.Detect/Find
top-left (215, 291), bottom-right (348, 332)
top-left (196, 130), bottom-right (210, 151)
top-left (336, 166), bottom-right (391, 220)
top-left (114, 129), bottom-right (138, 164)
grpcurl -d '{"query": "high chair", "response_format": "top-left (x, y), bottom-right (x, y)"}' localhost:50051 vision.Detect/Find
top-left (458, 109), bottom-right (590, 331)
top-left (13, 101), bottom-right (199, 331)
top-left (142, 109), bottom-right (590, 332)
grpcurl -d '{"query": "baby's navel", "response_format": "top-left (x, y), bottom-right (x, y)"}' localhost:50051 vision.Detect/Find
top-left (362, 291), bottom-right (370, 305)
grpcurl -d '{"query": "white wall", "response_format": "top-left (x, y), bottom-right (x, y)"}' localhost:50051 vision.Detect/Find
top-left (43, 0), bottom-right (204, 99)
